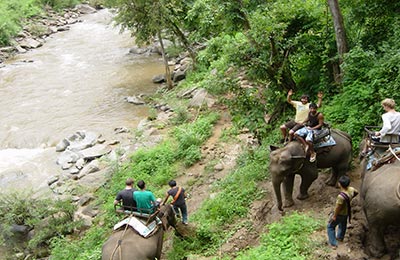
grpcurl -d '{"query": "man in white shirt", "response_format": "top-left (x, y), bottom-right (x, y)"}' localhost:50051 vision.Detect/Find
top-left (374, 98), bottom-right (400, 143)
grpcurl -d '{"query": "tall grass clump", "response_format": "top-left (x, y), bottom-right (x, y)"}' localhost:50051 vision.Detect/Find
top-left (173, 112), bottom-right (219, 166)
top-left (236, 212), bottom-right (324, 260)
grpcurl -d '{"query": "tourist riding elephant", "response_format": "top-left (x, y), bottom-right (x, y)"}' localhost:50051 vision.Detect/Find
top-left (360, 148), bottom-right (400, 257)
top-left (270, 129), bottom-right (352, 211)
top-left (102, 204), bottom-right (176, 260)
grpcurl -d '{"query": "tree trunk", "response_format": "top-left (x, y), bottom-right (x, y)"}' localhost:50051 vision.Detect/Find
top-left (327, 0), bottom-right (348, 83)
top-left (167, 19), bottom-right (196, 68)
top-left (157, 31), bottom-right (173, 89)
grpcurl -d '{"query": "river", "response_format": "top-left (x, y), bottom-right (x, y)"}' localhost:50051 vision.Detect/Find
top-left (0, 9), bottom-right (164, 197)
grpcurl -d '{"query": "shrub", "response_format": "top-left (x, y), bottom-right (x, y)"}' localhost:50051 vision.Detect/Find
top-left (0, 193), bottom-right (80, 258)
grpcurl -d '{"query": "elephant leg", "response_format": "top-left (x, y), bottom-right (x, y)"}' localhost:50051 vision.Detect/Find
top-left (366, 224), bottom-right (386, 258)
top-left (297, 165), bottom-right (318, 200)
top-left (282, 174), bottom-right (295, 208)
top-left (326, 166), bottom-right (346, 186)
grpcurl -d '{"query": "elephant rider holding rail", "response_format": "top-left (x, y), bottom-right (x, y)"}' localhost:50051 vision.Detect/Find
top-left (373, 98), bottom-right (400, 143)
top-left (134, 180), bottom-right (160, 214)
top-left (280, 89), bottom-right (323, 142)
top-left (294, 103), bottom-right (324, 162)
top-left (362, 98), bottom-right (400, 169)
top-left (114, 178), bottom-right (137, 213)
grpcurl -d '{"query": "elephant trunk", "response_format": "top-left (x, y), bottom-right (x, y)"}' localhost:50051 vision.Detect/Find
top-left (272, 177), bottom-right (283, 211)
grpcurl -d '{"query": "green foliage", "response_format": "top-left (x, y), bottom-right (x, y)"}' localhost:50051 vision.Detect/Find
top-left (236, 212), bottom-right (324, 260)
top-left (38, 0), bottom-right (81, 10)
top-left (324, 41), bottom-right (400, 146)
top-left (172, 112), bottom-right (219, 166)
top-left (50, 226), bottom-right (104, 260)
top-left (342, 0), bottom-right (400, 50)
top-left (170, 105), bottom-right (191, 125)
top-left (0, 193), bottom-right (79, 258)
top-left (186, 0), bottom-right (264, 42)
top-left (0, 0), bottom-right (42, 45)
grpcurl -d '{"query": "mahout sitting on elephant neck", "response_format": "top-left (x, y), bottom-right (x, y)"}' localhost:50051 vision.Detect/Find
top-left (270, 129), bottom-right (352, 211)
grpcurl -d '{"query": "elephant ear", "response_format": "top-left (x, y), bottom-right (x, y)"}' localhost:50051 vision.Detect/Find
top-left (270, 145), bottom-right (280, 151)
top-left (160, 215), bottom-right (168, 231)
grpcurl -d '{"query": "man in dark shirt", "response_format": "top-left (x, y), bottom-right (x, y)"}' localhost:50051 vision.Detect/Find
top-left (162, 180), bottom-right (188, 225)
top-left (114, 178), bottom-right (137, 213)
top-left (294, 103), bottom-right (324, 163)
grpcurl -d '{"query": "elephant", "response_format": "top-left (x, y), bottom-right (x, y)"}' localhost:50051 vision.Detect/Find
top-left (102, 204), bottom-right (176, 260)
top-left (269, 129), bottom-right (352, 211)
top-left (360, 146), bottom-right (400, 257)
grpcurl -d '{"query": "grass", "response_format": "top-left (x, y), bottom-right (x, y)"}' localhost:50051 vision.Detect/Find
top-left (235, 212), bottom-right (325, 260)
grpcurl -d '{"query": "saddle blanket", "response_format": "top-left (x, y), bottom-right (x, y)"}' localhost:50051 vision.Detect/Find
top-left (314, 135), bottom-right (336, 149)
top-left (113, 216), bottom-right (159, 238)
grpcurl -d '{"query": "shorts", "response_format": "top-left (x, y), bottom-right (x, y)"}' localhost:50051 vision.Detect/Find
top-left (296, 128), bottom-right (322, 142)
top-left (285, 120), bottom-right (304, 132)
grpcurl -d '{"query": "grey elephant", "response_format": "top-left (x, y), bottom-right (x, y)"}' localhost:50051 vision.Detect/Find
top-left (102, 204), bottom-right (176, 260)
top-left (360, 151), bottom-right (400, 257)
top-left (270, 129), bottom-right (352, 211)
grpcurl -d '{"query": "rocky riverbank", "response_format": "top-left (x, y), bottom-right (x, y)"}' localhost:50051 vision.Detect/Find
top-left (0, 4), bottom-right (97, 65)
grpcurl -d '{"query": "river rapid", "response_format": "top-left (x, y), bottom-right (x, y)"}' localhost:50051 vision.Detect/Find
top-left (0, 9), bottom-right (164, 197)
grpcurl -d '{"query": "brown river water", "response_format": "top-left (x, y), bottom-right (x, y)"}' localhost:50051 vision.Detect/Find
top-left (0, 9), bottom-right (164, 197)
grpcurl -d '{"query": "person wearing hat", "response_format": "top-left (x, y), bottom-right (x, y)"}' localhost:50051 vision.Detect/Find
top-left (280, 89), bottom-right (323, 142)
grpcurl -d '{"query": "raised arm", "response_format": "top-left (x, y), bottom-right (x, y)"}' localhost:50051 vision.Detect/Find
top-left (287, 89), bottom-right (294, 104)
top-left (161, 192), bottom-right (170, 205)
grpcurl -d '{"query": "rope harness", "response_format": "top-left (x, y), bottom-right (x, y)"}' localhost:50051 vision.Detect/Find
top-left (107, 205), bottom-right (170, 260)
top-left (109, 214), bottom-right (133, 260)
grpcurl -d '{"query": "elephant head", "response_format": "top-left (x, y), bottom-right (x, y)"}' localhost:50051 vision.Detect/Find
top-left (270, 142), bottom-right (307, 211)
top-left (158, 204), bottom-right (176, 230)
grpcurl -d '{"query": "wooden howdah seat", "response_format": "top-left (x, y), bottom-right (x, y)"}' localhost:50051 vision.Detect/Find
top-left (363, 126), bottom-right (400, 171)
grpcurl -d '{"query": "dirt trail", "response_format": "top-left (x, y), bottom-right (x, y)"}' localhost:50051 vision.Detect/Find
top-left (163, 113), bottom-right (400, 260)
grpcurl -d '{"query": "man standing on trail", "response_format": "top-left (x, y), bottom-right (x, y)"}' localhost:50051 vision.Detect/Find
top-left (327, 175), bottom-right (358, 249)
top-left (280, 89), bottom-right (323, 142)
top-left (114, 178), bottom-right (137, 213)
top-left (162, 180), bottom-right (188, 225)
